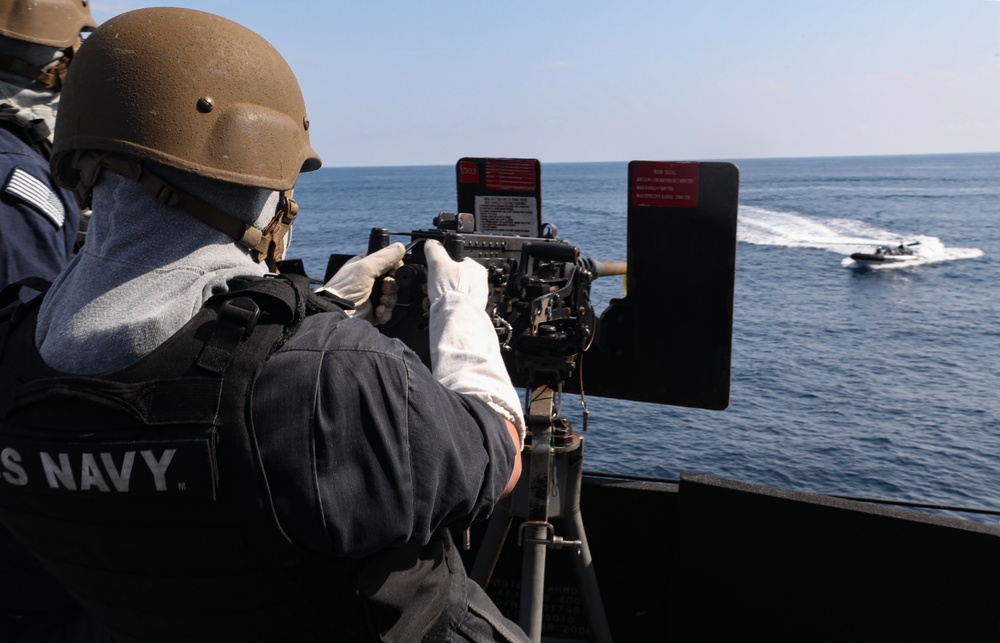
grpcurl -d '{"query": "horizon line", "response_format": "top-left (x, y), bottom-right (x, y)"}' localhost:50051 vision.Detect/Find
top-left (316, 150), bottom-right (1000, 171)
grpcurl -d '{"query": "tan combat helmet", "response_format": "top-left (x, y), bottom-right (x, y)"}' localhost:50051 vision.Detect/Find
top-left (52, 7), bottom-right (322, 269)
top-left (0, 0), bottom-right (97, 48)
top-left (0, 0), bottom-right (97, 90)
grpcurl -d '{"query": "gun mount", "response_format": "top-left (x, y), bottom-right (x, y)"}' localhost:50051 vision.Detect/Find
top-left (316, 157), bottom-right (739, 642)
top-left (324, 158), bottom-right (739, 411)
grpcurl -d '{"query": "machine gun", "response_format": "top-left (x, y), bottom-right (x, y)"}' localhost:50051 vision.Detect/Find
top-left (320, 157), bottom-right (739, 642)
top-left (342, 213), bottom-right (625, 390)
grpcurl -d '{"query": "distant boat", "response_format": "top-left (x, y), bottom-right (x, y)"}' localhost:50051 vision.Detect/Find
top-left (850, 241), bottom-right (920, 265)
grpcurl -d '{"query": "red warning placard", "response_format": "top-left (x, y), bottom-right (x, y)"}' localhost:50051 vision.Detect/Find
top-left (458, 160), bottom-right (480, 183)
top-left (485, 158), bottom-right (537, 192)
top-left (631, 161), bottom-right (699, 208)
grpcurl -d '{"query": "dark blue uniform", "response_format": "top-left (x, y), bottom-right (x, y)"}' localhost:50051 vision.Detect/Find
top-left (0, 125), bottom-right (105, 643)
top-left (0, 126), bottom-right (78, 289)
top-left (0, 276), bottom-right (526, 642)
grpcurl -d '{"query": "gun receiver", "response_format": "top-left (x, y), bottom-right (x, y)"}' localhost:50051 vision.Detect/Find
top-left (361, 214), bottom-right (624, 386)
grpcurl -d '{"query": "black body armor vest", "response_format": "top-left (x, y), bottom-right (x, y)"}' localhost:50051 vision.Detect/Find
top-left (0, 276), bottom-right (371, 642)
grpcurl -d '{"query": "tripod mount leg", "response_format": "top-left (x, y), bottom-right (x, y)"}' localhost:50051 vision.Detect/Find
top-left (471, 386), bottom-right (613, 643)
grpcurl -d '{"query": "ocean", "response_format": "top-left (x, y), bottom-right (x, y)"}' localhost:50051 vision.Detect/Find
top-left (289, 153), bottom-right (1000, 522)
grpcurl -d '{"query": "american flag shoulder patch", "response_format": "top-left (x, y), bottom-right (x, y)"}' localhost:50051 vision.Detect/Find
top-left (4, 167), bottom-right (66, 229)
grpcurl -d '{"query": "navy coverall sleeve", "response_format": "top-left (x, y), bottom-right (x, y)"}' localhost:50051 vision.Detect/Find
top-left (0, 130), bottom-right (79, 288)
top-left (253, 313), bottom-right (517, 557)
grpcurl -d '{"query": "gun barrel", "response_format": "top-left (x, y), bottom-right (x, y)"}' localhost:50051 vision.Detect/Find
top-left (586, 258), bottom-right (627, 278)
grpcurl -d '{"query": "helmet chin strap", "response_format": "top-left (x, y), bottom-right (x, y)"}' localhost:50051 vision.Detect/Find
top-left (0, 38), bottom-right (80, 91)
top-left (71, 150), bottom-right (296, 272)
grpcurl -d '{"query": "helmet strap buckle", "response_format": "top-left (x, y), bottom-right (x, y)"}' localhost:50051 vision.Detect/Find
top-left (251, 191), bottom-right (298, 271)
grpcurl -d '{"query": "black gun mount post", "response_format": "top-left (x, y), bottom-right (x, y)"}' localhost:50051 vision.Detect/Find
top-left (470, 299), bottom-right (614, 642)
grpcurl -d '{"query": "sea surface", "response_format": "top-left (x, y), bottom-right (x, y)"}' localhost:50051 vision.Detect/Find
top-left (290, 153), bottom-right (1000, 522)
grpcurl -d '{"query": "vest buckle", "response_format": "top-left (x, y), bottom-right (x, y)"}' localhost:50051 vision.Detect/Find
top-left (219, 297), bottom-right (260, 338)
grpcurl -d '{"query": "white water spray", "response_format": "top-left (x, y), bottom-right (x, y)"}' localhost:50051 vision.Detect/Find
top-left (737, 205), bottom-right (984, 269)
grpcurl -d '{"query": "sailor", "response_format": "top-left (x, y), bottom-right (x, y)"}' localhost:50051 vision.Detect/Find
top-left (0, 7), bottom-right (528, 642)
top-left (0, 0), bottom-right (94, 289)
top-left (0, 2), bottom-right (110, 641)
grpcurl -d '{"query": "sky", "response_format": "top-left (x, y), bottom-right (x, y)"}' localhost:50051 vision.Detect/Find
top-left (90, 1), bottom-right (1000, 167)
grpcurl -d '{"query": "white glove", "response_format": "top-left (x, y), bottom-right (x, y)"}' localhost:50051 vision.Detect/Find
top-left (424, 239), bottom-right (525, 440)
top-left (318, 243), bottom-right (405, 324)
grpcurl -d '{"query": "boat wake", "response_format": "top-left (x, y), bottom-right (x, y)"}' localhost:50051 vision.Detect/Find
top-left (737, 205), bottom-right (984, 269)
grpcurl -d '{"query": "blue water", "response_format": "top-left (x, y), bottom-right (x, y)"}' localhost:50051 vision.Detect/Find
top-left (290, 153), bottom-right (1000, 520)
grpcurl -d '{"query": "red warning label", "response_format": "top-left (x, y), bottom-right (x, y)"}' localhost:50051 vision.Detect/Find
top-left (485, 159), bottom-right (537, 193)
top-left (459, 161), bottom-right (480, 183)
top-left (631, 161), bottom-right (699, 208)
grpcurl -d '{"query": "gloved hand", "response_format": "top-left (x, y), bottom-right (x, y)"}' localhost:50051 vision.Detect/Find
top-left (424, 239), bottom-right (526, 440)
top-left (318, 243), bottom-right (405, 324)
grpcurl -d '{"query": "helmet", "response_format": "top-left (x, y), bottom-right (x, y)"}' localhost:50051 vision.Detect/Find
top-left (0, 0), bottom-right (97, 48)
top-left (52, 7), bottom-right (320, 193)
